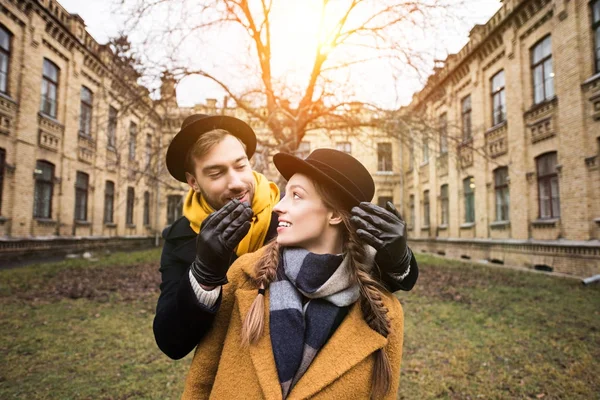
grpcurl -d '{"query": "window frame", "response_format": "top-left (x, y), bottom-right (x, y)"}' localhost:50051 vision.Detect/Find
top-left (167, 195), bottom-right (183, 224)
top-left (33, 160), bottom-right (54, 219)
top-left (143, 191), bottom-right (151, 226)
top-left (107, 106), bottom-right (118, 150)
top-left (40, 59), bottom-right (60, 118)
top-left (0, 148), bottom-right (5, 215)
top-left (593, 0), bottom-right (600, 73)
top-left (440, 184), bottom-right (449, 225)
top-left (335, 141), bottom-right (352, 154)
top-left (439, 113), bottom-right (448, 154)
top-left (409, 194), bottom-right (415, 229)
top-left (422, 136), bottom-right (430, 164)
top-left (493, 167), bottom-right (510, 222)
top-left (536, 152), bottom-right (560, 219)
top-left (129, 122), bottom-right (137, 161)
top-left (104, 180), bottom-right (115, 223)
top-left (463, 176), bottom-right (475, 223)
top-left (423, 190), bottom-right (430, 227)
top-left (126, 187), bottom-right (135, 225)
top-left (531, 35), bottom-right (554, 105)
top-left (377, 142), bottom-right (393, 172)
top-left (74, 171), bottom-right (89, 222)
top-left (0, 25), bottom-right (12, 95)
top-left (79, 86), bottom-right (93, 137)
top-left (491, 70), bottom-right (506, 126)
top-left (145, 133), bottom-right (152, 168)
top-left (461, 95), bottom-right (472, 141)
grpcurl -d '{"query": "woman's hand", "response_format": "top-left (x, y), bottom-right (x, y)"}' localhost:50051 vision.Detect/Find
top-left (350, 201), bottom-right (412, 274)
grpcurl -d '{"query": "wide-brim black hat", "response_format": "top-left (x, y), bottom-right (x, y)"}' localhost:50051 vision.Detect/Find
top-left (166, 114), bottom-right (257, 182)
top-left (273, 149), bottom-right (375, 209)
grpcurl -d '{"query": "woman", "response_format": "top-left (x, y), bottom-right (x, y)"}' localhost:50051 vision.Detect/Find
top-left (182, 149), bottom-right (404, 400)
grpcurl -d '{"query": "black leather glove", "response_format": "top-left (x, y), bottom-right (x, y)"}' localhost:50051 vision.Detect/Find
top-left (350, 201), bottom-right (412, 277)
top-left (190, 199), bottom-right (253, 286)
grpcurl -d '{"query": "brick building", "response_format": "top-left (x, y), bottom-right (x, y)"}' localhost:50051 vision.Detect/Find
top-left (402, 0), bottom-right (600, 276)
top-left (0, 0), bottom-right (184, 257)
top-left (0, 0), bottom-right (403, 260)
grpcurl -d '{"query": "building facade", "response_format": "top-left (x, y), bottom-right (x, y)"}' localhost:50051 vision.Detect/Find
top-left (402, 0), bottom-right (600, 276)
top-left (0, 0), bottom-right (403, 259)
top-left (0, 0), bottom-right (173, 252)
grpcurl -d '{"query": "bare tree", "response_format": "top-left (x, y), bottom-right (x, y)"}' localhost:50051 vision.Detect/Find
top-left (116, 0), bottom-right (468, 159)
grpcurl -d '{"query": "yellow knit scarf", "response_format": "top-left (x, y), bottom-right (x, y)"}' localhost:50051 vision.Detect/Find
top-left (183, 171), bottom-right (280, 257)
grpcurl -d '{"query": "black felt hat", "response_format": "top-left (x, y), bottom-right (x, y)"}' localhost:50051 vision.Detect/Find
top-left (166, 114), bottom-right (257, 182)
top-left (273, 149), bottom-right (375, 209)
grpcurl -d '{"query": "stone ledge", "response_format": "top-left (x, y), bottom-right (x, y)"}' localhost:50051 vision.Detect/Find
top-left (490, 220), bottom-right (510, 230)
top-left (438, 224), bottom-right (448, 231)
top-left (35, 218), bottom-right (57, 227)
top-left (460, 222), bottom-right (475, 229)
top-left (531, 218), bottom-right (559, 228)
top-left (74, 220), bottom-right (91, 226)
top-left (104, 222), bottom-right (117, 228)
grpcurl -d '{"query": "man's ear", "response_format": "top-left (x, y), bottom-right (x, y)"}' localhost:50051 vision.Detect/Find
top-left (329, 210), bottom-right (343, 226)
top-left (185, 172), bottom-right (199, 193)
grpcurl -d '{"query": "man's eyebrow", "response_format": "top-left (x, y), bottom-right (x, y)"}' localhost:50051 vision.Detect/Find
top-left (202, 156), bottom-right (247, 173)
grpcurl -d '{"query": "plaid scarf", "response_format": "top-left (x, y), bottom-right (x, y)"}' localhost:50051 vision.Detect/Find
top-left (269, 248), bottom-right (360, 398)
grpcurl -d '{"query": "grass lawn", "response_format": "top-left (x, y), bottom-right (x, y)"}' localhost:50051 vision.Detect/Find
top-left (0, 249), bottom-right (598, 399)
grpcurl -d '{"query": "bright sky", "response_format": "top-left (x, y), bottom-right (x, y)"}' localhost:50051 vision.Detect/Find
top-left (58, 0), bottom-right (502, 109)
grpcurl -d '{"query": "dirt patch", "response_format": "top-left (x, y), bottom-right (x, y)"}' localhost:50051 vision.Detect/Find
top-left (10, 263), bottom-right (161, 303)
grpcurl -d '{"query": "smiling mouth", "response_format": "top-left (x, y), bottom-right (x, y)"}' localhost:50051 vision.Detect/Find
top-left (229, 193), bottom-right (247, 202)
top-left (278, 221), bottom-right (292, 228)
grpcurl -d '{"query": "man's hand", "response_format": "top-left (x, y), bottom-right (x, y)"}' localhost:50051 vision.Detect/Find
top-left (190, 199), bottom-right (253, 287)
top-left (350, 201), bottom-right (411, 273)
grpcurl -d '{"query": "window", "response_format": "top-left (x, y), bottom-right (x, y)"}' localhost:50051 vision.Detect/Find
top-left (126, 187), bottom-right (135, 225)
top-left (129, 122), bottom-right (137, 160)
top-left (593, 0), bottom-right (600, 73)
top-left (0, 26), bottom-right (11, 94)
top-left (145, 133), bottom-right (152, 167)
top-left (167, 195), bottom-right (183, 224)
top-left (0, 148), bottom-right (5, 214)
top-left (531, 36), bottom-right (554, 104)
top-left (33, 161), bottom-right (54, 218)
top-left (107, 106), bottom-right (118, 150)
top-left (409, 194), bottom-right (415, 228)
top-left (423, 190), bottom-right (430, 227)
top-left (491, 70), bottom-right (506, 126)
top-left (40, 59), bottom-right (59, 118)
top-left (463, 176), bottom-right (475, 223)
top-left (422, 136), bottom-right (429, 163)
top-left (296, 141), bottom-right (311, 159)
top-left (74, 171), bottom-right (89, 221)
top-left (494, 167), bottom-right (510, 221)
top-left (440, 184), bottom-right (449, 225)
top-left (377, 196), bottom-right (393, 208)
top-left (336, 141), bottom-right (352, 154)
top-left (461, 95), bottom-right (472, 141)
top-left (79, 87), bottom-right (93, 137)
top-left (439, 114), bottom-right (448, 154)
top-left (104, 181), bottom-right (115, 223)
top-left (377, 143), bottom-right (392, 172)
top-left (536, 152), bottom-right (560, 218)
top-left (143, 191), bottom-right (151, 226)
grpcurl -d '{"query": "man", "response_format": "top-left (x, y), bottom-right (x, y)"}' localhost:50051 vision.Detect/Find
top-left (154, 113), bottom-right (418, 360)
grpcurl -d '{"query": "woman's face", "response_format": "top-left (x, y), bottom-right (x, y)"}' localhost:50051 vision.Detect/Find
top-left (274, 173), bottom-right (341, 254)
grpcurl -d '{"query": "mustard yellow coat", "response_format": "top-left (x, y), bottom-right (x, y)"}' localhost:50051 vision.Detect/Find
top-left (181, 248), bottom-right (405, 400)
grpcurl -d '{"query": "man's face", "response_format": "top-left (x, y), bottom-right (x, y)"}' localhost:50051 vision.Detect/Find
top-left (185, 135), bottom-right (255, 210)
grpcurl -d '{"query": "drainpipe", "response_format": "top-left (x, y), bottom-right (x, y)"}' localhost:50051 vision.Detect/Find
top-left (582, 275), bottom-right (600, 285)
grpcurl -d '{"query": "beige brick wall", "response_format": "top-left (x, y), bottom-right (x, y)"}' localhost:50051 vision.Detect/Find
top-left (403, 0), bottom-right (600, 275)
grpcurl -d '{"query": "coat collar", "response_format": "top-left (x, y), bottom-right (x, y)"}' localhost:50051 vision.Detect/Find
top-left (235, 265), bottom-right (387, 400)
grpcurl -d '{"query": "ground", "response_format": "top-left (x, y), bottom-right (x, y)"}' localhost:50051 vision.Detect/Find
top-left (0, 249), bottom-right (598, 399)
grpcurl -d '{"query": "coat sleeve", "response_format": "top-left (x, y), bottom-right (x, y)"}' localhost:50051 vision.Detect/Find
top-left (380, 250), bottom-right (419, 292)
top-left (153, 238), bottom-right (222, 360)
